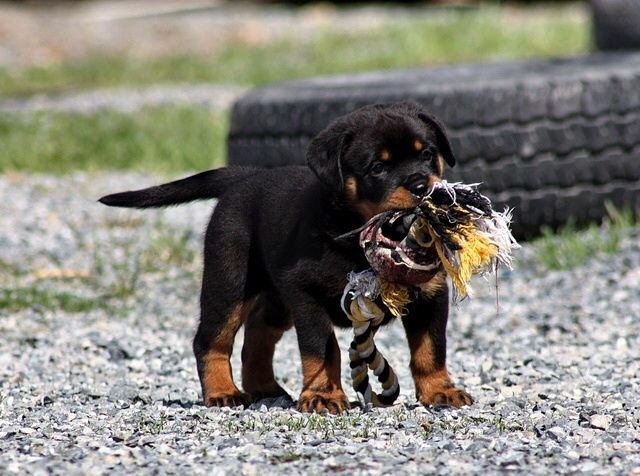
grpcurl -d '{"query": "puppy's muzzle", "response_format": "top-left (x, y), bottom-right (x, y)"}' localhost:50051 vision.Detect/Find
top-left (404, 174), bottom-right (431, 196)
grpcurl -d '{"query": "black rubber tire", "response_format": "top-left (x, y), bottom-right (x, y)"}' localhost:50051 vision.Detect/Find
top-left (228, 53), bottom-right (640, 238)
top-left (592, 0), bottom-right (640, 51)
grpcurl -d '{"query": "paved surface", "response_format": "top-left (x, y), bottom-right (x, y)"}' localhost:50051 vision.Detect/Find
top-left (0, 172), bottom-right (638, 474)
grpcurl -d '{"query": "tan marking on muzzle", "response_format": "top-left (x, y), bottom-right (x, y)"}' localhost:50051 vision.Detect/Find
top-left (428, 175), bottom-right (442, 188)
top-left (344, 176), bottom-right (358, 201)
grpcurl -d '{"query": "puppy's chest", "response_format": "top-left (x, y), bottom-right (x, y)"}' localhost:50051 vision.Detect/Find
top-left (290, 250), bottom-right (362, 293)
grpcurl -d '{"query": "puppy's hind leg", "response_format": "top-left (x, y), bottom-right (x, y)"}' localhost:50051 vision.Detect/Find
top-left (193, 214), bottom-right (251, 408)
top-left (241, 294), bottom-right (293, 402)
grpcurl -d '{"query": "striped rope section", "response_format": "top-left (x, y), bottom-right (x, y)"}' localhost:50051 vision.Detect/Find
top-left (340, 271), bottom-right (401, 407)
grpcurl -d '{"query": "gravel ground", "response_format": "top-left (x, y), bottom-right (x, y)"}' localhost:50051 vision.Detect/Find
top-left (0, 172), bottom-right (639, 475)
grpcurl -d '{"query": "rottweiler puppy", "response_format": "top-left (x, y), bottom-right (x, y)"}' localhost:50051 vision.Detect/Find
top-left (99, 101), bottom-right (473, 414)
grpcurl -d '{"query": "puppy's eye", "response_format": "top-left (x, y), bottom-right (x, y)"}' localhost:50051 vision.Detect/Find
top-left (420, 147), bottom-right (436, 161)
top-left (371, 162), bottom-right (386, 174)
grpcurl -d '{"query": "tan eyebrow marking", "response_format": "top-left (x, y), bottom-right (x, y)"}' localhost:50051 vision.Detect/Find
top-left (379, 149), bottom-right (391, 162)
top-left (413, 139), bottom-right (424, 152)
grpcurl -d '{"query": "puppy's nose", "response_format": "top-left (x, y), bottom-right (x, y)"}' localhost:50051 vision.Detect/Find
top-left (405, 174), bottom-right (428, 196)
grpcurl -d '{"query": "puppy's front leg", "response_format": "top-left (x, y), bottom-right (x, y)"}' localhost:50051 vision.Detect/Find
top-left (294, 301), bottom-right (349, 414)
top-left (402, 284), bottom-right (473, 408)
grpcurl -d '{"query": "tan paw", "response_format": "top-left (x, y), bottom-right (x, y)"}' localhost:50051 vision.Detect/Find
top-left (420, 387), bottom-right (473, 408)
top-left (297, 389), bottom-right (350, 414)
top-left (204, 391), bottom-right (250, 408)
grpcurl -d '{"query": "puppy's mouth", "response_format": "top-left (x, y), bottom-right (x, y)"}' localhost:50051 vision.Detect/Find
top-left (360, 212), bottom-right (441, 285)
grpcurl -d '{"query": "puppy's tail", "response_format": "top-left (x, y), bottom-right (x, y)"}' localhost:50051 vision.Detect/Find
top-left (98, 166), bottom-right (258, 209)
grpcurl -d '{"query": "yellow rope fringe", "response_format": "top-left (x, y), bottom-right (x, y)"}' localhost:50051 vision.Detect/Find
top-left (422, 218), bottom-right (498, 299)
top-left (379, 280), bottom-right (412, 317)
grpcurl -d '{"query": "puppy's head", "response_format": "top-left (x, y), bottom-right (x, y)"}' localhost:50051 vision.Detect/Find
top-left (307, 101), bottom-right (456, 221)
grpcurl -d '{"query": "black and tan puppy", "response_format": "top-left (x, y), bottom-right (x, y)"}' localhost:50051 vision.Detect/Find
top-left (99, 101), bottom-right (473, 413)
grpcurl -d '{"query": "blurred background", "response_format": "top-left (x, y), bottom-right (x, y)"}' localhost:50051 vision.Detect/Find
top-left (0, 0), bottom-right (594, 174)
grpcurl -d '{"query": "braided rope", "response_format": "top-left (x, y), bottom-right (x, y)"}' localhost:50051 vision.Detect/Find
top-left (340, 272), bottom-right (401, 407)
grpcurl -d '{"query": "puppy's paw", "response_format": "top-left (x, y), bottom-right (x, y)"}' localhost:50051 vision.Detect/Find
top-left (420, 387), bottom-right (473, 408)
top-left (204, 391), bottom-right (250, 408)
top-left (297, 389), bottom-right (350, 414)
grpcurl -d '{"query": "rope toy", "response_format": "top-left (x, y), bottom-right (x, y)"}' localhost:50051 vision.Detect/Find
top-left (340, 181), bottom-right (520, 407)
top-left (339, 270), bottom-right (401, 407)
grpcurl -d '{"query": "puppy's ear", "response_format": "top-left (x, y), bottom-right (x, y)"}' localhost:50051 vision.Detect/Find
top-left (307, 125), bottom-right (351, 193)
top-left (418, 112), bottom-right (456, 168)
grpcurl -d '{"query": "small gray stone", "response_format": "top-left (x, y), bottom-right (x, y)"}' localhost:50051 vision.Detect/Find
top-left (589, 414), bottom-right (611, 431)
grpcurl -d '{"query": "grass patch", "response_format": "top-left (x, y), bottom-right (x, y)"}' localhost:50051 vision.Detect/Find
top-left (0, 287), bottom-right (106, 313)
top-left (271, 413), bottom-right (377, 439)
top-left (217, 413), bottom-right (371, 439)
top-left (0, 6), bottom-right (587, 97)
top-left (92, 242), bottom-right (142, 301)
top-left (0, 106), bottom-right (227, 174)
top-left (533, 205), bottom-right (636, 270)
top-left (91, 220), bottom-right (199, 300)
top-left (135, 413), bottom-right (169, 435)
top-left (0, 258), bottom-right (22, 277)
top-left (141, 225), bottom-right (197, 271)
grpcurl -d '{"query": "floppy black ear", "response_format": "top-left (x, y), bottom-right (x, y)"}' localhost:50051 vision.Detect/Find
top-left (418, 112), bottom-right (456, 167)
top-left (306, 124), bottom-right (351, 193)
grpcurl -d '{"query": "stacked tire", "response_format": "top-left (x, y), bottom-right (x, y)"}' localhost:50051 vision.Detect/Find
top-left (228, 53), bottom-right (640, 238)
top-left (592, 0), bottom-right (640, 51)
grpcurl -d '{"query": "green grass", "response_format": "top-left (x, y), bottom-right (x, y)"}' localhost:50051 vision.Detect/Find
top-left (0, 7), bottom-right (587, 97)
top-left (0, 287), bottom-right (106, 313)
top-left (533, 205), bottom-right (636, 270)
top-left (135, 413), bottom-right (169, 435)
top-left (0, 107), bottom-right (227, 174)
top-left (141, 226), bottom-right (197, 271)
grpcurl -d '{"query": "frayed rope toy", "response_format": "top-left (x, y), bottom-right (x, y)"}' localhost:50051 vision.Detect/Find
top-left (339, 181), bottom-right (520, 407)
